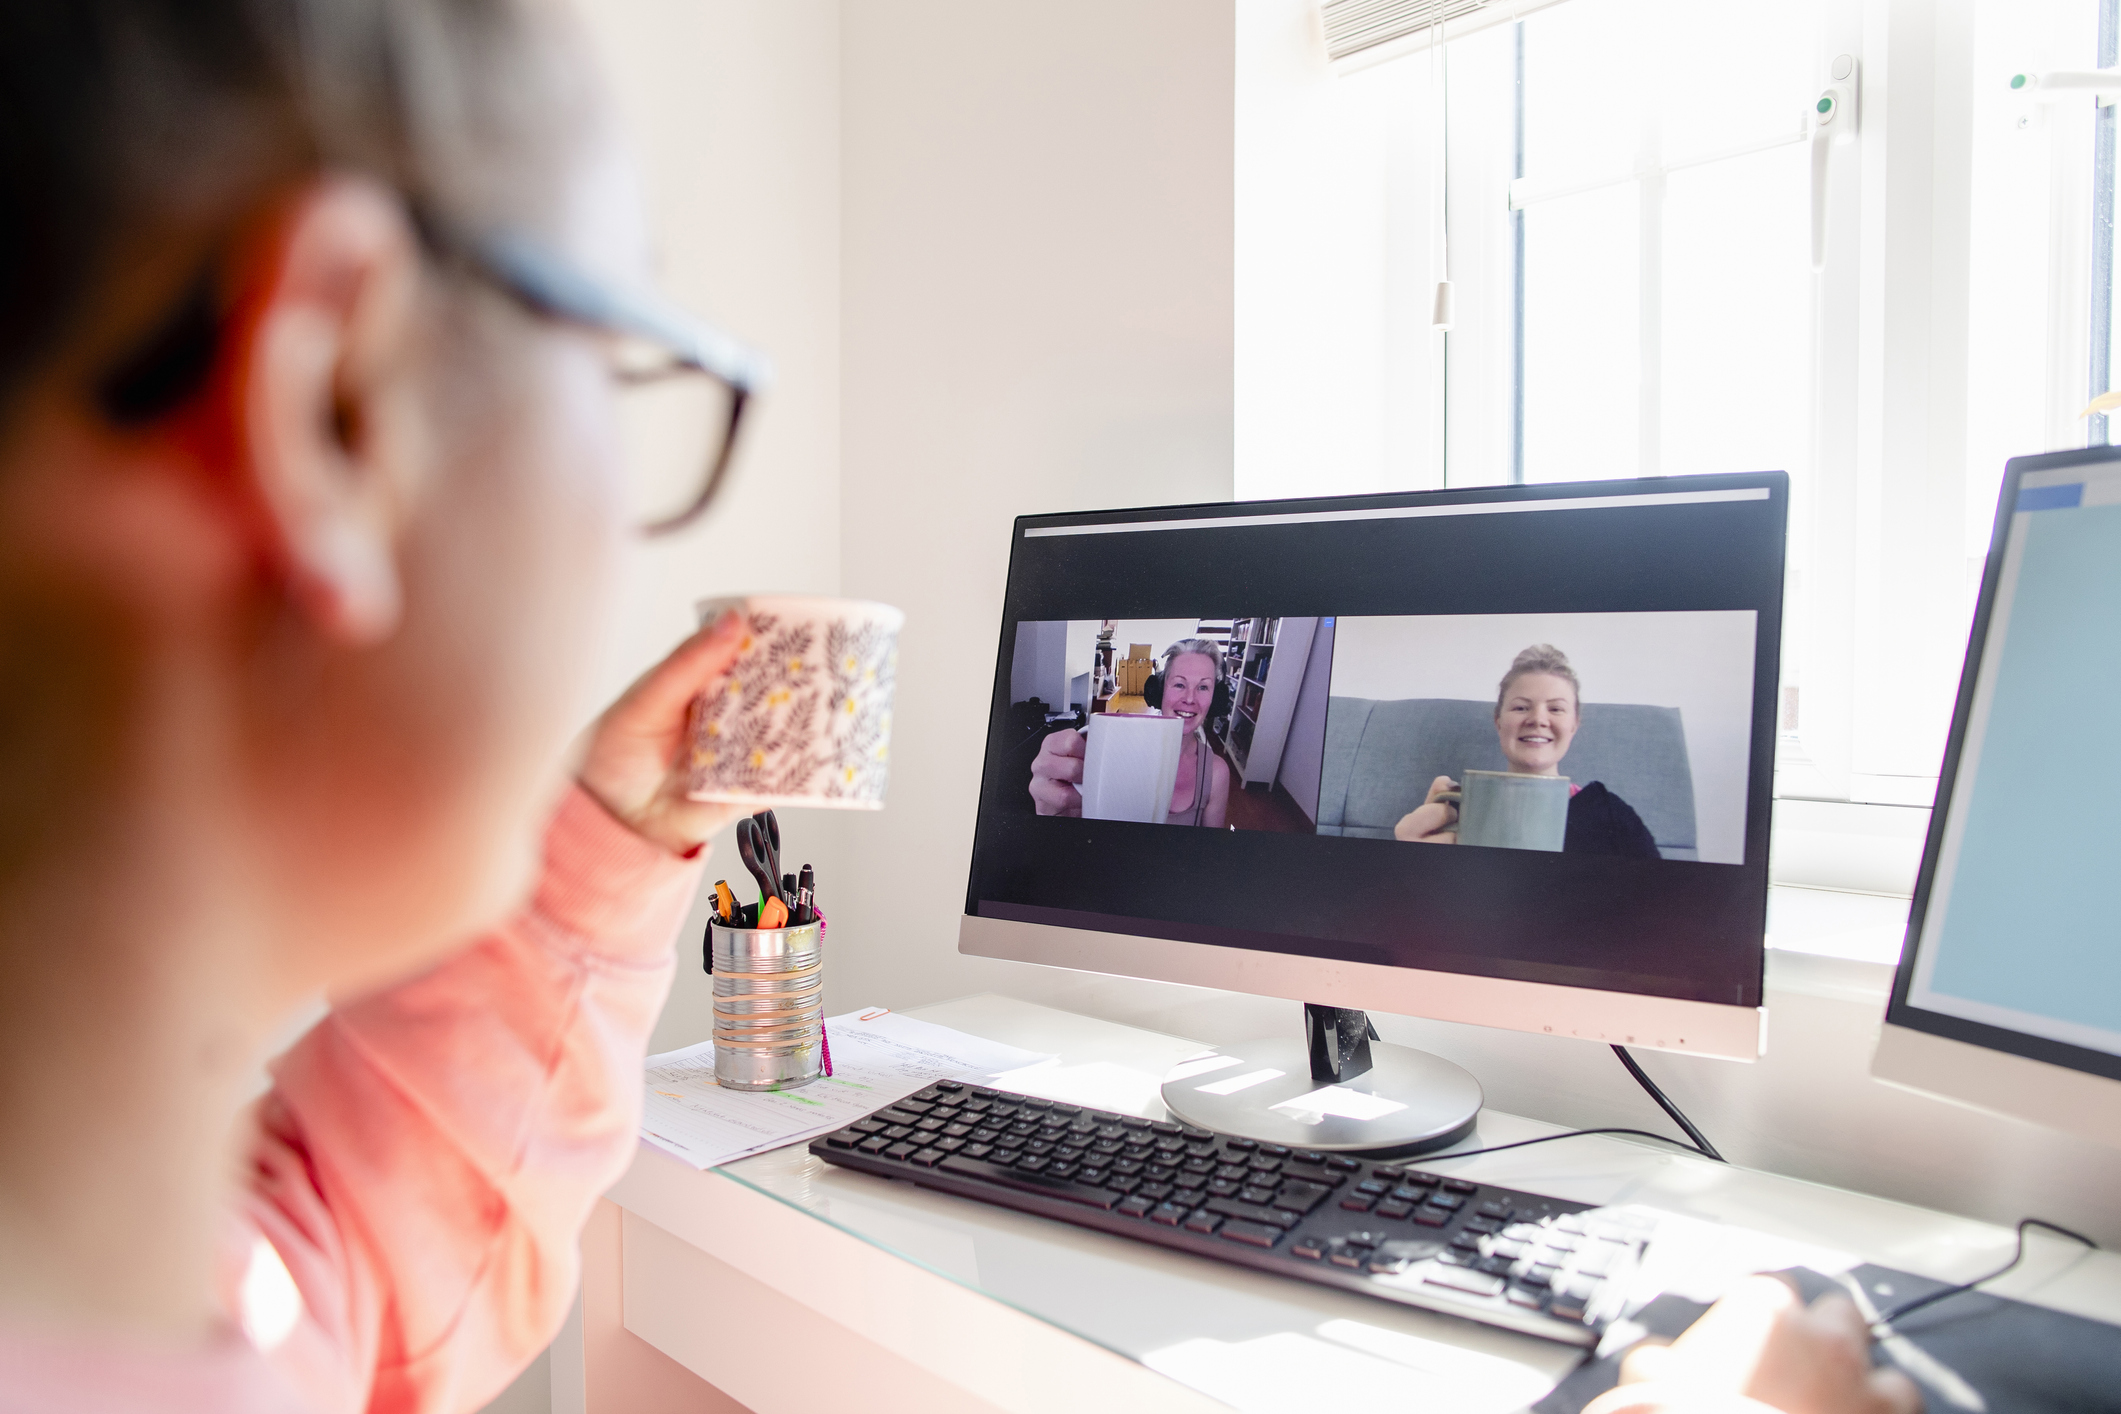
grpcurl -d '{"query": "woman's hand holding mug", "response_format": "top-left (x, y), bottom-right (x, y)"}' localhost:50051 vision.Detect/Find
top-left (1030, 729), bottom-right (1087, 817)
top-left (1394, 775), bottom-right (1461, 843)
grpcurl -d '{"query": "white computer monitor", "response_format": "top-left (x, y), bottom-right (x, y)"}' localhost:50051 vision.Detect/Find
top-left (958, 474), bottom-right (1786, 1153)
top-left (1874, 445), bottom-right (2121, 1148)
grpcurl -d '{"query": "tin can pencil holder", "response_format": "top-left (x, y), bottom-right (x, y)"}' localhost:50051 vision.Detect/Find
top-left (710, 918), bottom-right (825, 1091)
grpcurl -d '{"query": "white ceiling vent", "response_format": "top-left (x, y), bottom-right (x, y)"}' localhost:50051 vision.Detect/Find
top-left (1319, 0), bottom-right (1569, 72)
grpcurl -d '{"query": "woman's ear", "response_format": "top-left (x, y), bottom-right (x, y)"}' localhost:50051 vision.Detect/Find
top-left (220, 177), bottom-right (427, 646)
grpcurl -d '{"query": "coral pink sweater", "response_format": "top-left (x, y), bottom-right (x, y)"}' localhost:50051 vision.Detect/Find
top-left (0, 787), bottom-right (698, 1414)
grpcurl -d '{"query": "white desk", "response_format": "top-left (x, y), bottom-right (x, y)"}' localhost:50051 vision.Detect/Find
top-left (585, 994), bottom-right (2121, 1414)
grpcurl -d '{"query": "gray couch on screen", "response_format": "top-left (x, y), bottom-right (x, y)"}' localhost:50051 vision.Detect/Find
top-left (1315, 697), bottom-right (1699, 861)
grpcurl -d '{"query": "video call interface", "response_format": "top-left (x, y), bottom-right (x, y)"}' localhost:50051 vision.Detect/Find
top-left (967, 477), bottom-right (1787, 1008)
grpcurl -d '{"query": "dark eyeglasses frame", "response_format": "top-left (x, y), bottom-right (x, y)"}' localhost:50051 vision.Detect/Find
top-left (94, 211), bottom-right (769, 538)
top-left (421, 217), bottom-right (774, 537)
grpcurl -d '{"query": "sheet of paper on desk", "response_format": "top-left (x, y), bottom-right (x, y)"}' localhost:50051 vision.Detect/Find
top-left (639, 1010), bottom-right (1051, 1170)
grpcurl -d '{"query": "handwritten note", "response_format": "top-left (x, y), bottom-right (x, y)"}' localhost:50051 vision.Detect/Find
top-left (640, 1010), bottom-right (1050, 1169)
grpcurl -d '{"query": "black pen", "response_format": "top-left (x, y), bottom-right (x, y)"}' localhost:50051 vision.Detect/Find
top-left (796, 863), bottom-right (815, 924)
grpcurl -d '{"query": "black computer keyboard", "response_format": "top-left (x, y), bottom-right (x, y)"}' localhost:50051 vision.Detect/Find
top-left (809, 1080), bottom-right (1654, 1347)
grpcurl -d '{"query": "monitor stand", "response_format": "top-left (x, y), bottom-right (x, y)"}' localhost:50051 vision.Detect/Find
top-left (1158, 1004), bottom-right (1483, 1157)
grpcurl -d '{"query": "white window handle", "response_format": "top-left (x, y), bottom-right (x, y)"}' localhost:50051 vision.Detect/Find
top-left (1811, 55), bottom-right (1859, 273)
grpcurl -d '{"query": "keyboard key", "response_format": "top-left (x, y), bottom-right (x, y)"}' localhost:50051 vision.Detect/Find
top-left (825, 1131), bottom-right (859, 1149)
top-left (1290, 1237), bottom-right (1327, 1259)
top-left (1078, 1167), bottom-right (1108, 1185)
top-left (963, 1143), bottom-right (993, 1160)
top-left (1181, 1157), bottom-right (1216, 1174)
top-left (1273, 1181), bottom-right (1332, 1213)
top-left (1218, 1220), bottom-right (1282, 1248)
top-left (1356, 1179), bottom-right (1390, 1195)
top-left (1449, 1230), bottom-right (1481, 1250)
top-left (1477, 1200), bottom-right (1514, 1220)
top-left (1413, 1207), bottom-right (1450, 1227)
top-left (1110, 1176), bottom-right (1142, 1194)
top-left (855, 1136), bottom-right (890, 1153)
top-left (852, 1118), bottom-right (887, 1134)
top-left (1145, 1164), bottom-right (1176, 1181)
top-left (1205, 1196), bottom-right (1303, 1228)
top-left (1151, 1120), bottom-right (1183, 1135)
top-left (1238, 1185), bottom-right (1277, 1205)
top-left (1375, 1200), bottom-right (1414, 1220)
top-left (1150, 1202), bottom-right (1190, 1225)
top-left (911, 1148), bottom-right (945, 1167)
top-left (936, 1138), bottom-right (967, 1153)
top-left (916, 1117), bottom-right (947, 1132)
top-left (1441, 1178), bottom-right (1478, 1195)
top-left (1514, 1266), bottom-right (1551, 1289)
top-left (990, 1148), bottom-right (1021, 1166)
top-left (884, 1142), bottom-right (918, 1159)
top-left (1340, 1195), bottom-right (1376, 1213)
top-left (1118, 1195), bottom-right (1156, 1217)
top-left (1465, 1215), bottom-right (1502, 1235)
top-left (1183, 1210), bottom-right (1221, 1234)
top-left (1017, 1155), bottom-right (1049, 1173)
top-left (1427, 1192), bottom-right (1466, 1211)
top-left (943, 1123), bottom-right (974, 1138)
top-left (936, 1080), bottom-right (963, 1092)
top-left (1326, 1155), bottom-right (1362, 1172)
top-left (1425, 1266), bottom-right (1506, 1297)
top-left (1328, 1247), bottom-right (1369, 1268)
top-left (1045, 1161), bottom-right (1077, 1179)
top-left (1506, 1284), bottom-right (1547, 1308)
top-left (1373, 1165), bottom-right (1405, 1180)
top-left (1206, 1179), bottom-right (1241, 1198)
top-left (937, 1155), bottom-right (1122, 1209)
top-left (1261, 1143), bottom-right (1291, 1157)
top-left (1173, 1173), bottom-right (1207, 1191)
top-left (1227, 1137), bottom-right (1257, 1151)
top-left (1391, 1184), bottom-right (1432, 1202)
top-left (1121, 1115), bottom-right (1152, 1130)
top-left (1181, 1126), bottom-right (1213, 1140)
top-left (1292, 1150), bottom-right (1325, 1164)
top-left (1138, 1182), bottom-right (1174, 1201)
top-left (883, 1125), bottom-right (915, 1140)
top-left (1113, 1159), bottom-right (1144, 1176)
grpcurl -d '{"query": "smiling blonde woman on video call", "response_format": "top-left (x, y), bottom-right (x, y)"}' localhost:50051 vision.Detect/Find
top-left (0, 4), bottom-right (1911, 1412)
top-left (1394, 644), bottom-right (1660, 858)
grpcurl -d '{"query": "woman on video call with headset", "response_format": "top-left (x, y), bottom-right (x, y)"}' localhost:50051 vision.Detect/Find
top-left (1393, 644), bottom-right (1662, 858)
top-left (1029, 639), bottom-right (1231, 827)
top-left (0, 2), bottom-right (1914, 1411)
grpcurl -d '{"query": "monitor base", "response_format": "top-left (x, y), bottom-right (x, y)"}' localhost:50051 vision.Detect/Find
top-left (1159, 1037), bottom-right (1483, 1157)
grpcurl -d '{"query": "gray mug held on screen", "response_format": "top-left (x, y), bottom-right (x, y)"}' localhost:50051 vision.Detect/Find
top-left (1436, 770), bottom-right (1571, 852)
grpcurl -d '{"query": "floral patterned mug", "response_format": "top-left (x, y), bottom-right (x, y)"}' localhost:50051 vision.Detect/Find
top-left (686, 596), bottom-right (904, 808)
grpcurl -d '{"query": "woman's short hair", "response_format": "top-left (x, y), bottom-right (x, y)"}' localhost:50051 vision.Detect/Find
top-left (1, 0), bottom-right (578, 418)
top-left (1161, 639), bottom-right (1225, 678)
top-left (1495, 644), bottom-right (1579, 718)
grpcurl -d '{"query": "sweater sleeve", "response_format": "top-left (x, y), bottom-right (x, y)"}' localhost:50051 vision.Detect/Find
top-left (240, 786), bottom-right (700, 1414)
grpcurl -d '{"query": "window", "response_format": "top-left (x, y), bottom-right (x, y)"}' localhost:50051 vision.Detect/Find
top-left (1241, 0), bottom-right (2118, 829)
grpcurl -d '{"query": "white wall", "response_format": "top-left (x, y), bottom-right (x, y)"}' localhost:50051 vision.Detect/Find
top-left (1007, 620), bottom-right (1068, 708)
top-left (1235, 0), bottom-right (1442, 501)
top-left (821, 1), bottom-right (1236, 1017)
top-left (1330, 612), bottom-right (1756, 864)
top-left (1278, 620), bottom-right (1335, 819)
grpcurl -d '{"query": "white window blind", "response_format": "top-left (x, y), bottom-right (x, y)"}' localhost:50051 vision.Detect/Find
top-left (1319, 0), bottom-right (1568, 71)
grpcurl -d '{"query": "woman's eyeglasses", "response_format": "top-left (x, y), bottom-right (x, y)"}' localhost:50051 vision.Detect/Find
top-left (95, 213), bottom-right (770, 538)
top-left (443, 226), bottom-right (772, 537)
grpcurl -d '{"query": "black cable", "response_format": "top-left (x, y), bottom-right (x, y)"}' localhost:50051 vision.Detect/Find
top-left (1870, 1217), bottom-right (2098, 1333)
top-left (1612, 1044), bottom-right (1725, 1162)
top-left (1420, 1126), bottom-right (1727, 1164)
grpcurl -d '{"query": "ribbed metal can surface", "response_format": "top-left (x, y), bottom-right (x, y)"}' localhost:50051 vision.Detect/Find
top-left (709, 920), bottom-right (825, 1091)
